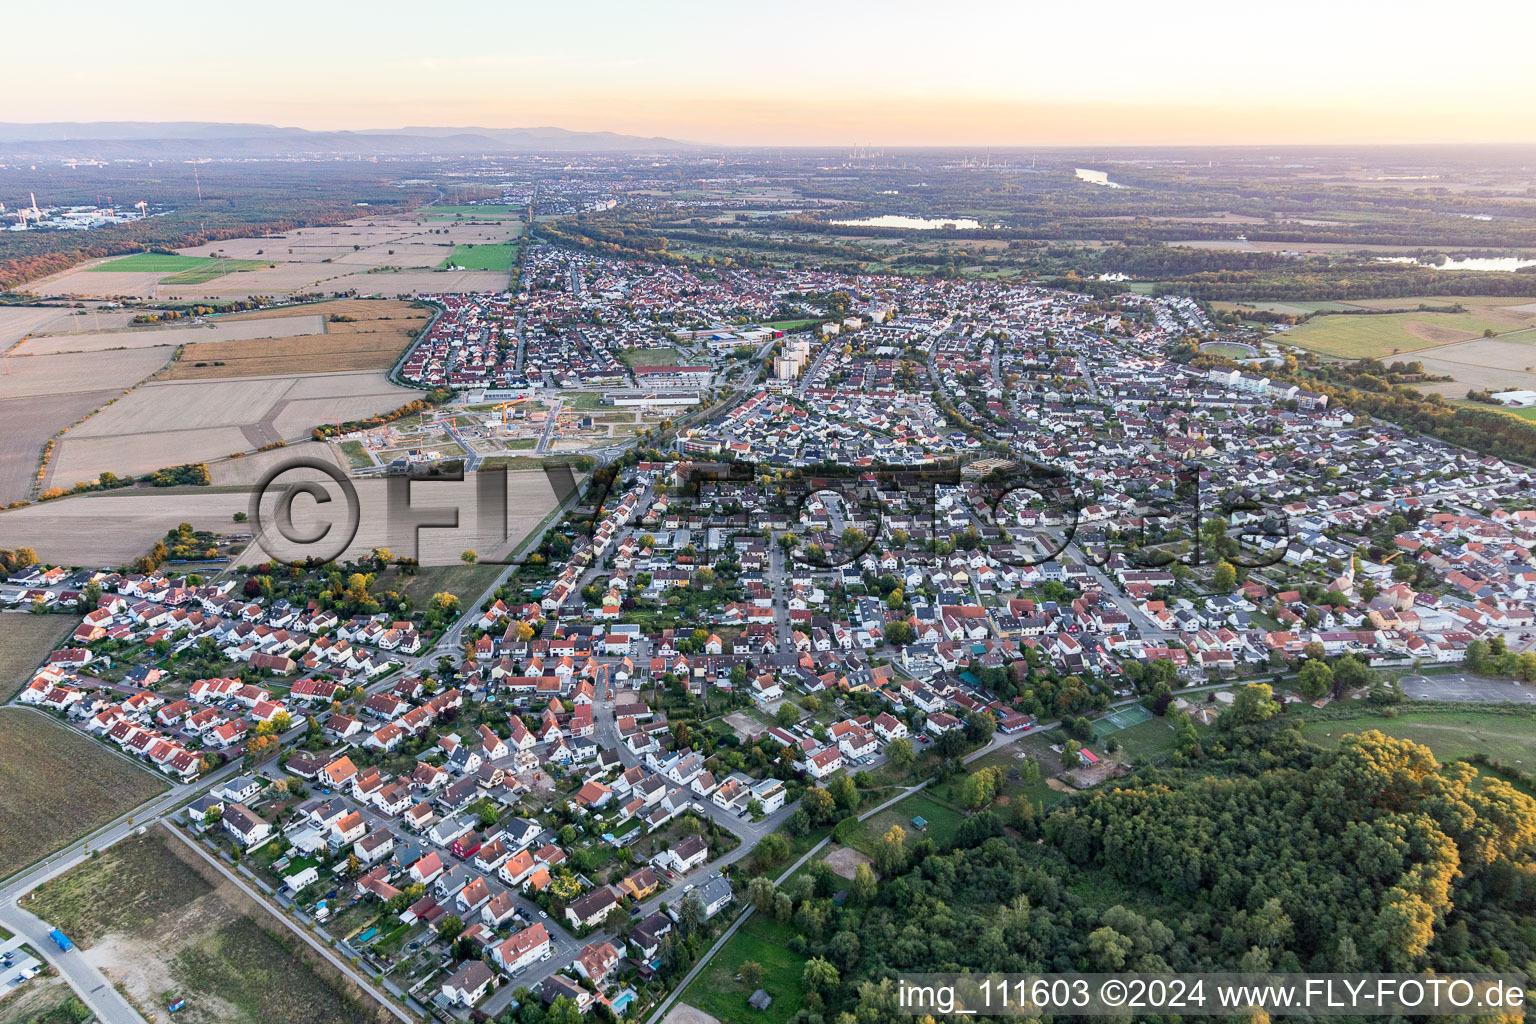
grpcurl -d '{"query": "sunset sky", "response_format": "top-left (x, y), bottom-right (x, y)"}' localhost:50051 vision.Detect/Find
top-left (12, 0), bottom-right (1534, 145)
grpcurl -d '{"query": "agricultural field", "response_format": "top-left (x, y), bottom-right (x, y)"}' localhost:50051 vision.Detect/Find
top-left (24, 830), bottom-right (394, 1024)
top-left (0, 614), bottom-right (76, 701)
top-left (1297, 707), bottom-right (1536, 765)
top-left (88, 253), bottom-right (244, 275)
top-left (0, 389), bottom-right (119, 502)
top-left (678, 916), bottom-right (805, 1024)
top-left (32, 213), bottom-right (520, 302)
top-left (1411, 333), bottom-right (1536, 397)
top-left (1267, 295), bottom-right (1536, 359)
top-left (1448, 398), bottom-right (1536, 421)
top-left (0, 709), bottom-right (167, 876)
top-left (0, 305), bottom-right (140, 353)
top-left (421, 204), bottom-right (523, 219)
top-left (161, 300), bottom-right (429, 380)
top-left (0, 489), bottom-right (254, 567)
top-left (43, 368), bottom-right (413, 485)
top-left (438, 242), bottom-right (519, 272)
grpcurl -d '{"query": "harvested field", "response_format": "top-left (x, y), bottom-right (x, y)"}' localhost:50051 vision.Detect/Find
top-left (0, 709), bottom-right (166, 876)
top-left (25, 829), bottom-right (395, 1024)
top-left (0, 306), bottom-right (139, 352)
top-left (0, 613), bottom-right (76, 701)
top-left (160, 301), bottom-right (428, 380)
top-left (32, 268), bottom-right (167, 300)
top-left (1413, 333), bottom-right (1536, 396)
top-left (45, 369), bottom-right (412, 484)
top-left (0, 465), bottom-right (558, 568)
top-left (0, 389), bottom-right (119, 502)
top-left (18, 314), bottom-right (327, 356)
top-left (0, 348), bottom-right (171, 400)
top-left (0, 489), bottom-right (253, 566)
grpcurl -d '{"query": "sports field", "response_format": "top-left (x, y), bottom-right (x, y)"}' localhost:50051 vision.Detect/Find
top-left (1093, 703), bottom-right (1153, 737)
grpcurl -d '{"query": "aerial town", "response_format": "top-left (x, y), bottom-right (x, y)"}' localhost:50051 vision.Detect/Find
top-left (2, 27), bottom-right (1536, 1022)
top-left (5, 218), bottom-right (1536, 1024)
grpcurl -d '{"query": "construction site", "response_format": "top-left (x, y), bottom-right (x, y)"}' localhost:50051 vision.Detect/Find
top-left (330, 390), bottom-right (679, 471)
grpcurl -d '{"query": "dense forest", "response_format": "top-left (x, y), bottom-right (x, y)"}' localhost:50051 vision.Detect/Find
top-left (744, 715), bottom-right (1536, 1024)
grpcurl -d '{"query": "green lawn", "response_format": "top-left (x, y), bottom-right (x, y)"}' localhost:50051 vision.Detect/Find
top-left (764, 319), bottom-right (818, 331)
top-left (1298, 708), bottom-right (1536, 765)
top-left (1109, 716), bottom-right (1180, 763)
top-left (618, 346), bottom-right (683, 367)
top-left (560, 390), bottom-right (608, 411)
top-left (678, 916), bottom-right (805, 1024)
top-left (843, 792), bottom-right (966, 855)
top-left (437, 243), bottom-right (519, 272)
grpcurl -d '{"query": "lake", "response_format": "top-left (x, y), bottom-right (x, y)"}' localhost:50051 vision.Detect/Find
top-left (1379, 255), bottom-right (1536, 272)
top-left (830, 215), bottom-right (985, 230)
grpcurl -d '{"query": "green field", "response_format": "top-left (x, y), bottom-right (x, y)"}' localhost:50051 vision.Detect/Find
top-left (765, 319), bottom-right (818, 331)
top-left (678, 916), bottom-right (805, 1024)
top-left (843, 792), bottom-right (966, 854)
top-left (437, 242), bottom-right (519, 272)
top-left (1298, 708), bottom-right (1536, 765)
top-left (618, 346), bottom-right (684, 367)
top-left (423, 204), bottom-right (521, 219)
top-left (1108, 716), bottom-right (1180, 762)
top-left (90, 252), bottom-right (268, 282)
top-left (1265, 303), bottom-right (1529, 360)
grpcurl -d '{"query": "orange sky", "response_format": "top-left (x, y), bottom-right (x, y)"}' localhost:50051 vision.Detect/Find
top-left (12, 0), bottom-right (1536, 146)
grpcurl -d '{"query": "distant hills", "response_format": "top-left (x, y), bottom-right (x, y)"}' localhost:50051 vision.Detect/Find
top-left (0, 122), bottom-right (697, 157)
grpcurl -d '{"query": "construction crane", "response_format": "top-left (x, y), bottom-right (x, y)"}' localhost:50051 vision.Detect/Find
top-left (135, 201), bottom-right (148, 219)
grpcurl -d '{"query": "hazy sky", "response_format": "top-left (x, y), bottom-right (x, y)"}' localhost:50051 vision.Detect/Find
top-left (12, 0), bottom-right (1535, 145)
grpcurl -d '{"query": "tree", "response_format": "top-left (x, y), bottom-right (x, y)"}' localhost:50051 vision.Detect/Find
top-left (461, 549), bottom-right (477, 564)
top-left (754, 833), bottom-right (789, 869)
top-left (775, 703), bottom-right (799, 728)
top-left (829, 774), bottom-right (859, 812)
top-left (802, 786), bottom-right (836, 824)
top-left (739, 960), bottom-right (764, 990)
top-left (436, 914), bottom-right (465, 943)
top-left (1229, 683), bottom-right (1280, 725)
top-left (1212, 560), bottom-right (1237, 592)
top-left (873, 824), bottom-right (906, 875)
top-left (883, 620), bottom-right (915, 647)
top-left (1333, 654), bottom-right (1370, 694)
top-left (802, 957), bottom-right (841, 997)
top-left (1298, 660), bottom-right (1334, 701)
top-left (850, 861), bottom-right (877, 904)
top-left (887, 737), bottom-right (914, 769)
top-left (246, 734), bottom-right (278, 762)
